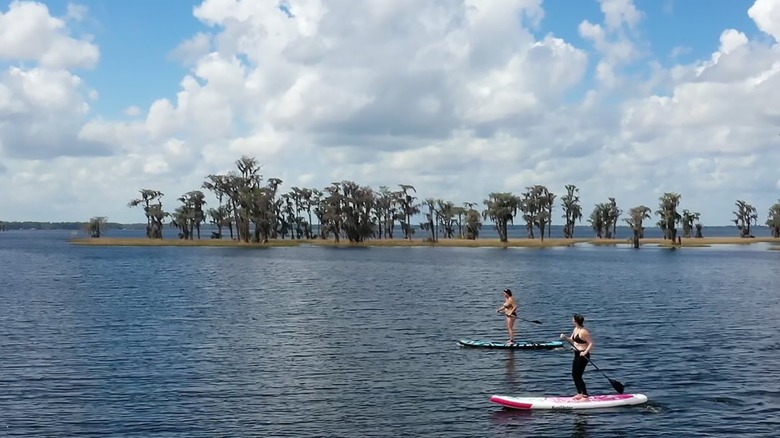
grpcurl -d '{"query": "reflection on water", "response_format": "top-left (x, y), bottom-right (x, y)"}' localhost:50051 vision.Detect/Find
top-left (572, 414), bottom-right (589, 437)
top-left (489, 409), bottom-right (594, 438)
top-left (505, 351), bottom-right (517, 387)
top-left (488, 408), bottom-right (533, 427)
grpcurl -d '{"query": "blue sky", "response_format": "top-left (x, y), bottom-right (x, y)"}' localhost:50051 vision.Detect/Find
top-left (540, 0), bottom-right (763, 61)
top-left (29, 0), bottom-right (205, 118)
top-left (2, 0), bottom-right (780, 225)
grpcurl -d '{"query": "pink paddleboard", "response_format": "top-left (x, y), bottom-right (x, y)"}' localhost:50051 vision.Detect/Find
top-left (490, 393), bottom-right (648, 410)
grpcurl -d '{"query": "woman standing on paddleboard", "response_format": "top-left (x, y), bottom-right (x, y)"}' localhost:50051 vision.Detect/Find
top-left (496, 288), bottom-right (518, 344)
top-left (560, 313), bottom-right (593, 401)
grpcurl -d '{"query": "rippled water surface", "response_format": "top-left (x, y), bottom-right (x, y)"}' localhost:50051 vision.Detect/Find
top-left (2, 231), bottom-right (779, 437)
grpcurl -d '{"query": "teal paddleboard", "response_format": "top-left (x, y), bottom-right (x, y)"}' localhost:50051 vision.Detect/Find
top-left (457, 339), bottom-right (565, 349)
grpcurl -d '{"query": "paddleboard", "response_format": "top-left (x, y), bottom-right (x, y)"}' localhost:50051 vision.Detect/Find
top-left (457, 339), bottom-right (565, 350)
top-left (490, 393), bottom-right (648, 410)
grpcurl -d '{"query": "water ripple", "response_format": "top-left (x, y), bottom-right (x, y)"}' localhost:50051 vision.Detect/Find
top-left (1, 232), bottom-right (779, 436)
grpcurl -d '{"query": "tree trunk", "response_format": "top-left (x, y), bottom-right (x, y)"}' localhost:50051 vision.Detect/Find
top-left (501, 221), bottom-right (509, 243)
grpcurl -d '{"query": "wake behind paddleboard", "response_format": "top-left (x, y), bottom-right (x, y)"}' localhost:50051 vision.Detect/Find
top-left (457, 339), bottom-right (565, 350)
top-left (490, 393), bottom-right (648, 410)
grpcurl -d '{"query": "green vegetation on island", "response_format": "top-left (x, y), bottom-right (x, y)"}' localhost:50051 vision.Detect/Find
top-left (7, 155), bottom-right (780, 248)
top-left (91, 155), bottom-right (780, 247)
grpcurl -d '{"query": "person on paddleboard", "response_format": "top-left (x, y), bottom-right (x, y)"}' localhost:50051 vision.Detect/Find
top-left (496, 288), bottom-right (518, 344)
top-left (560, 313), bottom-right (593, 401)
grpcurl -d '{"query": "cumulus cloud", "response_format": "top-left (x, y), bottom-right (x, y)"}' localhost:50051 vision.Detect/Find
top-left (0, 1), bottom-right (111, 160)
top-left (169, 32), bottom-right (212, 66)
top-left (748, 0), bottom-right (780, 42)
top-left (1, 0), bottom-right (780, 225)
top-left (599, 0), bottom-right (643, 31)
top-left (578, 0), bottom-right (645, 89)
top-left (0, 66), bottom-right (114, 158)
top-left (0, 1), bottom-right (99, 69)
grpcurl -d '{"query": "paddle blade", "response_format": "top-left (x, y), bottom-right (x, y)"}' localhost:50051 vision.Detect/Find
top-left (530, 319), bottom-right (543, 324)
top-left (610, 378), bottom-right (625, 394)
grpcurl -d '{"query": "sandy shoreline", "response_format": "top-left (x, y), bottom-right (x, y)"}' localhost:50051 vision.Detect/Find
top-left (69, 236), bottom-right (780, 248)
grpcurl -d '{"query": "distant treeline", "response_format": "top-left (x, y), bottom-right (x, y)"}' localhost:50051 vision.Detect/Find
top-left (122, 155), bottom-right (780, 247)
top-left (0, 221), bottom-right (134, 231)
top-left (0, 221), bottom-right (235, 232)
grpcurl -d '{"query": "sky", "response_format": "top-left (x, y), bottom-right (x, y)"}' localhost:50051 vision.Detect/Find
top-left (2, 0), bottom-right (780, 226)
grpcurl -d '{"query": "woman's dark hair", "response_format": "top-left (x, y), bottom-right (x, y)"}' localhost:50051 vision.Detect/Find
top-left (573, 313), bottom-right (585, 326)
top-left (503, 288), bottom-right (512, 297)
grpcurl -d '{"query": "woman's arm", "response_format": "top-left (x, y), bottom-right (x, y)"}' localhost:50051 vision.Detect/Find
top-left (581, 330), bottom-right (594, 355)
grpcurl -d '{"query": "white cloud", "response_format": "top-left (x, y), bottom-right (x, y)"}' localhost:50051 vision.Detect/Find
top-left (0, 66), bottom-right (113, 158)
top-left (1, 0), bottom-right (780, 227)
top-left (66, 3), bottom-right (88, 22)
top-left (599, 0), bottom-right (643, 31)
top-left (0, 1), bottom-right (108, 160)
top-left (748, 0), bottom-right (780, 42)
top-left (669, 46), bottom-right (691, 58)
top-left (169, 32), bottom-right (212, 66)
top-left (0, 1), bottom-right (99, 69)
top-left (124, 105), bottom-right (142, 117)
top-left (578, 0), bottom-right (643, 89)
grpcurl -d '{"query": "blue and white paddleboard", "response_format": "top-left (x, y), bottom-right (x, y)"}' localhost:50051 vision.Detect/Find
top-left (457, 339), bottom-right (565, 349)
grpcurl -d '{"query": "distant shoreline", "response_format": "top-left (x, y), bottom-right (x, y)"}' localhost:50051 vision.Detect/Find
top-left (69, 236), bottom-right (780, 249)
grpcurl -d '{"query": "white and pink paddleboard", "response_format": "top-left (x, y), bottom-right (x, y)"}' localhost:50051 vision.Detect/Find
top-left (490, 393), bottom-right (648, 410)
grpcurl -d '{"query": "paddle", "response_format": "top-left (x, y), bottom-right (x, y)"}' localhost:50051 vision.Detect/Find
top-left (496, 311), bottom-right (543, 324)
top-left (563, 338), bottom-right (625, 394)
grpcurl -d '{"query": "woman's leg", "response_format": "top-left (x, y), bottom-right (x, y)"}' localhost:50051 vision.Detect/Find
top-left (507, 315), bottom-right (516, 342)
top-left (571, 353), bottom-right (589, 397)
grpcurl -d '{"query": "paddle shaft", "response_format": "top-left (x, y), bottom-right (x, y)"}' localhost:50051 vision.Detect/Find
top-left (497, 312), bottom-right (543, 324)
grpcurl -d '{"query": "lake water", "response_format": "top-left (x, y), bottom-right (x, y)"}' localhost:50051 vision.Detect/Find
top-left (1, 230), bottom-right (779, 436)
